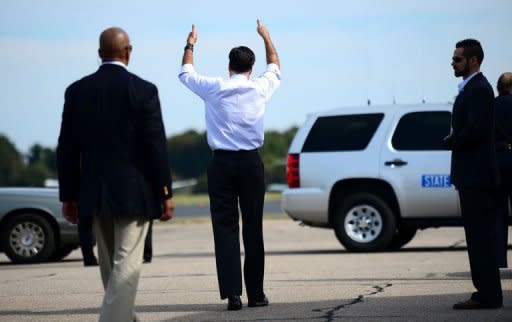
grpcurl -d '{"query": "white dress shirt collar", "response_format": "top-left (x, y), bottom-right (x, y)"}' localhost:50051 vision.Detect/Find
top-left (457, 71), bottom-right (480, 93)
top-left (101, 60), bottom-right (128, 69)
top-left (230, 73), bottom-right (249, 80)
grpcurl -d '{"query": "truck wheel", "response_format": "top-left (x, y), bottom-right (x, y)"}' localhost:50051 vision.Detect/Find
top-left (333, 193), bottom-right (396, 252)
top-left (2, 213), bottom-right (56, 264)
top-left (387, 226), bottom-right (417, 250)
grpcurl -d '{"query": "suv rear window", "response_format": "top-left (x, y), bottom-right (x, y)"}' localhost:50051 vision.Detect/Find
top-left (302, 113), bottom-right (384, 152)
top-left (391, 111), bottom-right (451, 151)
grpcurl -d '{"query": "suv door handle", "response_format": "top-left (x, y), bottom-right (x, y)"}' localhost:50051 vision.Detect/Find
top-left (384, 159), bottom-right (408, 167)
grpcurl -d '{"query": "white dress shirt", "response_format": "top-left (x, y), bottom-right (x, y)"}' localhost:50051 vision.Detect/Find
top-left (179, 63), bottom-right (281, 151)
top-left (457, 71), bottom-right (480, 93)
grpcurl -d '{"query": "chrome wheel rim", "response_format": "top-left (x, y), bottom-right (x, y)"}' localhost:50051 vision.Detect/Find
top-left (9, 222), bottom-right (46, 258)
top-left (344, 204), bottom-right (382, 243)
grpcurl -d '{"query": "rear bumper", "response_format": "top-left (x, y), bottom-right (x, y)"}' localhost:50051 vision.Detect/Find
top-left (281, 188), bottom-right (329, 226)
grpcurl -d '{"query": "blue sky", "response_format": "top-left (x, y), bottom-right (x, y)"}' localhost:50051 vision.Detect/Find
top-left (1, 0), bottom-right (511, 153)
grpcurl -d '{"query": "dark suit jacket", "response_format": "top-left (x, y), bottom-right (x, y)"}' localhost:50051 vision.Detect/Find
top-left (495, 93), bottom-right (512, 190)
top-left (57, 63), bottom-right (172, 219)
top-left (444, 72), bottom-right (498, 189)
top-left (495, 93), bottom-right (512, 146)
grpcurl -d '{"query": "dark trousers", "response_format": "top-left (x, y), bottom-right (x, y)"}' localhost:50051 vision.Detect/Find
top-left (494, 152), bottom-right (512, 267)
top-left (144, 220), bottom-right (153, 261)
top-left (78, 215), bottom-right (96, 264)
top-left (458, 188), bottom-right (503, 305)
top-left (207, 149), bottom-right (265, 300)
top-left (494, 189), bottom-right (510, 268)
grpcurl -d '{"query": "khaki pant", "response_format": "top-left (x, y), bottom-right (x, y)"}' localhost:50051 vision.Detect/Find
top-left (93, 214), bottom-right (149, 322)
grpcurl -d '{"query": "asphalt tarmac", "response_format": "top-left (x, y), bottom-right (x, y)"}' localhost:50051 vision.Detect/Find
top-left (1, 218), bottom-right (511, 321)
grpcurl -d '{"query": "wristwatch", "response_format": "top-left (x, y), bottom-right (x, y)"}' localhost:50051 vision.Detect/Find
top-left (184, 43), bottom-right (194, 52)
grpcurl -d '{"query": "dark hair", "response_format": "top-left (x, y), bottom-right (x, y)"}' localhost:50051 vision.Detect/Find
top-left (229, 46), bottom-right (255, 73)
top-left (497, 73), bottom-right (512, 95)
top-left (456, 39), bottom-right (484, 65)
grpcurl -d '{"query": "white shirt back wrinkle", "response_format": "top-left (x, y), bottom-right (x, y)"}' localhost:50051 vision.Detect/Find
top-left (179, 63), bottom-right (281, 151)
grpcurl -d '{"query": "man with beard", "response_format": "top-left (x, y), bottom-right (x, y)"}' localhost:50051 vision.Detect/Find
top-left (444, 38), bottom-right (503, 309)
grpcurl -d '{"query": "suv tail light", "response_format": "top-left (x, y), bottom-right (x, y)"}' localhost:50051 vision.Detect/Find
top-left (287, 153), bottom-right (300, 188)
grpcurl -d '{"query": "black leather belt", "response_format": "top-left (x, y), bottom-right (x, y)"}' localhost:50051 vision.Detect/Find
top-left (213, 149), bottom-right (258, 155)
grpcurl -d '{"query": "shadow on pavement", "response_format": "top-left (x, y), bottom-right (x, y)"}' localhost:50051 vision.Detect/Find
top-left (0, 257), bottom-right (83, 267)
top-left (1, 291), bottom-right (510, 322)
top-left (157, 246), bottom-right (474, 260)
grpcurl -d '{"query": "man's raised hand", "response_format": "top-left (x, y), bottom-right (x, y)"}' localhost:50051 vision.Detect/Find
top-left (257, 19), bottom-right (269, 39)
top-left (187, 24), bottom-right (198, 45)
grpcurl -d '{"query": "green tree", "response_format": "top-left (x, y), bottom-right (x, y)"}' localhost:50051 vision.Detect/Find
top-left (282, 126), bottom-right (299, 147)
top-left (0, 134), bottom-right (25, 186)
top-left (18, 162), bottom-right (49, 187)
top-left (27, 143), bottom-right (57, 178)
top-left (164, 126), bottom-right (298, 188)
top-left (260, 126), bottom-right (298, 183)
top-left (0, 126), bottom-right (299, 189)
top-left (166, 130), bottom-right (211, 179)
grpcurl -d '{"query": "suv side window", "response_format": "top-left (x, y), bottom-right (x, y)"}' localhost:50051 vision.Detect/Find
top-left (391, 111), bottom-right (451, 151)
top-left (302, 113), bottom-right (384, 152)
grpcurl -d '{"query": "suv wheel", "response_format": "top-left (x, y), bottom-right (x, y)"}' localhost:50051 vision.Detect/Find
top-left (333, 193), bottom-right (396, 252)
top-left (1, 213), bottom-right (57, 264)
top-left (387, 226), bottom-right (417, 250)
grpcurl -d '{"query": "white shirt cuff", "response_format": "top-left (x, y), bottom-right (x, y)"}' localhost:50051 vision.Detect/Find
top-left (180, 64), bottom-right (195, 75)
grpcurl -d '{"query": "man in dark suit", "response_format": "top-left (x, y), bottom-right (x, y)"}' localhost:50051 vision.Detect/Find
top-left (444, 38), bottom-right (503, 309)
top-left (57, 27), bottom-right (174, 321)
top-left (494, 72), bottom-right (512, 268)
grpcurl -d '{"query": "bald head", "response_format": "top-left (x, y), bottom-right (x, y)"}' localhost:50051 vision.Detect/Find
top-left (98, 27), bottom-right (131, 64)
top-left (497, 72), bottom-right (512, 95)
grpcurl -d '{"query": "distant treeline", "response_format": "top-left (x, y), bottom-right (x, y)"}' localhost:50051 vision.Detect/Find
top-left (0, 127), bottom-right (297, 192)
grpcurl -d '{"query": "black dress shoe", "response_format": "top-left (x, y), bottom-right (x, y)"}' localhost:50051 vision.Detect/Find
top-left (227, 295), bottom-right (242, 311)
top-left (453, 299), bottom-right (503, 310)
top-left (248, 294), bottom-right (269, 307)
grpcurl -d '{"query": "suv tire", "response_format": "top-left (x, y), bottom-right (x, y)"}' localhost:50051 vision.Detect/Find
top-left (387, 226), bottom-right (417, 250)
top-left (333, 192), bottom-right (396, 252)
top-left (1, 213), bottom-right (57, 264)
